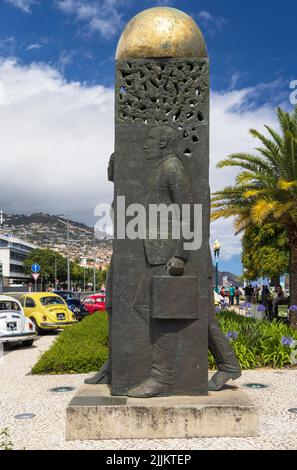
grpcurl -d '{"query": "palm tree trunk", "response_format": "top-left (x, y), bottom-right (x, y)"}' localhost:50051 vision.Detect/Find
top-left (271, 275), bottom-right (280, 288)
top-left (289, 240), bottom-right (297, 330)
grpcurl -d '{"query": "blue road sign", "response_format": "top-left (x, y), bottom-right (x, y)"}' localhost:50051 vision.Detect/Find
top-left (31, 263), bottom-right (41, 274)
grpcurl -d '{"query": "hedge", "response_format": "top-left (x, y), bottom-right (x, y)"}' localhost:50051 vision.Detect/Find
top-left (32, 310), bottom-right (297, 374)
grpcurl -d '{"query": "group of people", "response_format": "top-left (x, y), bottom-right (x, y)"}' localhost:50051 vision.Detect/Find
top-left (261, 285), bottom-right (286, 321)
top-left (220, 285), bottom-right (242, 306)
top-left (220, 283), bottom-right (287, 321)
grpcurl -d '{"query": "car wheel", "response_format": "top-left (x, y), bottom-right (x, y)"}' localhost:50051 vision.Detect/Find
top-left (30, 317), bottom-right (43, 335)
top-left (22, 339), bottom-right (34, 347)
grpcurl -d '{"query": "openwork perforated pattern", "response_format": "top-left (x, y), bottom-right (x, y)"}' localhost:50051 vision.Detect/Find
top-left (116, 59), bottom-right (209, 156)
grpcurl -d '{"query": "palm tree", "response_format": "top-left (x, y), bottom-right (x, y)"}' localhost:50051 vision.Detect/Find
top-left (212, 106), bottom-right (297, 309)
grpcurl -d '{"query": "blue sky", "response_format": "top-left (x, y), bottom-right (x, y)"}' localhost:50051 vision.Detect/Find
top-left (0, 0), bottom-right (296, 275)
top-left (1, 0), bottom-right (296, 98)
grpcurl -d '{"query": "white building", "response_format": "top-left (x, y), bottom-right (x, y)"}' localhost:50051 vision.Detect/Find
top-left (0, 234), bottom-right (37, 287)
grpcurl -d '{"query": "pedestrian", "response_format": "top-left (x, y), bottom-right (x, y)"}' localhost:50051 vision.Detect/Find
top-left (272, 285), bottom-right (285, 320)
top-left (220, 286), bottom-right (226, 298)
top-left (229, 285), bottom-right (235, 306)
top-left (262, 286), bottom-right (272, 320)
top-left (235, 287), bottom-right (241, 306)
top-left (244, 284), bottom-right (252, 303)
top-left (255, 285), bottom-right (260, 303)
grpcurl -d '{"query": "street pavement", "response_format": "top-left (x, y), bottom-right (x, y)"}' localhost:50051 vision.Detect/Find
top-left (0, 335), bottom-right (297, 450)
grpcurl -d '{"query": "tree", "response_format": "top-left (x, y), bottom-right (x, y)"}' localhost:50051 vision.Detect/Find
top-left (242, 223), bottom-right (289, 282)
top-left (24, 248), bottom-right (108, 291)
top-left (212, 106), bottom-right (297, 308)
top-left (24, 248), bottom-right (67, 284)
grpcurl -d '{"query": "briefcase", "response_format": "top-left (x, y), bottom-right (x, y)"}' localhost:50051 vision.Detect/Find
top-left (151, 276), bottom-right (201, 320)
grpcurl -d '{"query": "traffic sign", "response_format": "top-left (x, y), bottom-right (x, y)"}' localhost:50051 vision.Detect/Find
top-left (31, 263), bottom-right (41, 274)
top-left (32, 273), bottom-right (40, 281)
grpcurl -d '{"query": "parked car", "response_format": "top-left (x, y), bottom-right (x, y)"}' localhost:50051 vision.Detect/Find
top-left (53, 291), bottom-right (88, 321)
top-left (0, 295), bottom-right (37, 347)
top-left (19, 292), bottom-right (77, 334)
top-left (82, 294), bottom-right (106, 314)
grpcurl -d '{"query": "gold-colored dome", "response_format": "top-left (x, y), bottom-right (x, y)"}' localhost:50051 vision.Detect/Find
top-left (116, 7), bottom-right (207, 60)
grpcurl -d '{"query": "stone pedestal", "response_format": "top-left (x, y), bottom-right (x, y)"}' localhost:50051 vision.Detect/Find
top-left (66, 384), bottom-right (258, 440)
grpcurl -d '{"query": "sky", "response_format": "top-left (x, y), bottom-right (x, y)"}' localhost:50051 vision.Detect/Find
top-left (0, 0), bottom-right (296, 275)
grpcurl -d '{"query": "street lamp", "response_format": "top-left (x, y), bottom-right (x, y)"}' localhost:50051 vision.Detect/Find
top-left (213, 239), bottom-right (221, 294)
top-left (93, 237), bottom-right (97, 295)
top-left (57, 214), bottom-right (70, 291)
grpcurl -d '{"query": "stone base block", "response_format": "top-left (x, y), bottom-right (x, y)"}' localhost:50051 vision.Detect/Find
top-left (66, 384), bottom-right (258, 440)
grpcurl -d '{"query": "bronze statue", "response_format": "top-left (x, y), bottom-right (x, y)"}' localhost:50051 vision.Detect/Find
top-left (86, 7), bottom-right (241, 396)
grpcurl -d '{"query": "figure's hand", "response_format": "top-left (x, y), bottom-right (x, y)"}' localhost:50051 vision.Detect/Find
top-left (166, 257), bottom-right (185, 277)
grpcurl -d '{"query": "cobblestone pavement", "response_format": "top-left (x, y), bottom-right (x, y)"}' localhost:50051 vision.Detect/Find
top-left (1, 335), bottom-right (297, 450)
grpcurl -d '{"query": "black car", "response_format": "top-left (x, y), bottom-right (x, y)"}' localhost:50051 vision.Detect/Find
top-left (53, 291), bottom-right (88, 321)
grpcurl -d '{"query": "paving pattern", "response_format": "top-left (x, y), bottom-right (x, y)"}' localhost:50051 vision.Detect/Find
top-left (1, 335), bottom-right (297, 450)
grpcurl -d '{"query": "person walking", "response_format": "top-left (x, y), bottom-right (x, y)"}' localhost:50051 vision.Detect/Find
top-left (229, 285), bottom-right (235, 306)
top-left (235, 287), bottom-right (241, 306)
top-left (220, 286), bottom-right (226, 298)
top-left (255, 285), bottom-right (260, 302)
top-left (262, 286), bottom-right (273, 320)
top-left (272, 285), bottom-right (285, 320)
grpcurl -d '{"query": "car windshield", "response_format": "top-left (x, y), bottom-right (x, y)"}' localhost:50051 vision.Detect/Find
top-left (59, 292), bottom-right (76, 300)
top-left (0, 301), bottom-right (21, 312)
top-left (40, 296), bottom-right (64, 306)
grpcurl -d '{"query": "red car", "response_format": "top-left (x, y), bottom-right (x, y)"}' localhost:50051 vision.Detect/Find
top-left (82, 294), bottom-right (106, 314)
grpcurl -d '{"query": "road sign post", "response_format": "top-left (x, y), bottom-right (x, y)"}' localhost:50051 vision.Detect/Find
top-left (32, 272), bottom-right (40, 292)
top-left (31, 264), bottom-right (41, 292)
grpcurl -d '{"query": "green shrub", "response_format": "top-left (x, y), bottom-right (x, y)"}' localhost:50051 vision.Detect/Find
top-left (209, 310), bottom-right (297, 370)
top-left (32, 313), bottom-right (108, 374)
top-left (32, 310), bottom-right (297, 374)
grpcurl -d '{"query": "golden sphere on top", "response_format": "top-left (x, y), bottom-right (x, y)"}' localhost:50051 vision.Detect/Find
top-left (116, 7), bottom-right (207, 60)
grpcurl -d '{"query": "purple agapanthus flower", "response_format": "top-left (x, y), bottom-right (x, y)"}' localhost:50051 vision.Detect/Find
top-left (281, 336), bottom-right (295, 347)
top-left (243, 302), bottom-right (252, 309)
top-left (226, 331), bottom-right (238, 341)
top-left (257, 305), bottom-right (267, 312)
top-left (215, 307), bottom-right (222, 313)
top-left (289, 305), bottom-right (297, 312)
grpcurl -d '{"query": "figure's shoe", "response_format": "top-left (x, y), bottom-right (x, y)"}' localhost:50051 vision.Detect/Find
top-left (128, 377), bottom-right (169, 398)
top-left (208, 370), bottom-right (241, 392)
top-left (84, 360), bottom-right (110, 384)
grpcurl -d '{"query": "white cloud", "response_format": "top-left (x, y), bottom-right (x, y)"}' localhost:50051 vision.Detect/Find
top-left (0, 37), bottom-right (16, 55)
top-left (210, 88), bottom-right (278, 260)
top-left (55, 0), bottom-right (123, 38)
top-left (4, 0), bottom-right (38, 13)
top-left (0, 59), bottom-right (279, 254)
top-left (197, 10), bottom-right (227, 35)
top-left (0, 59), bottom-right (114, 225)
top-left (26, 43), bottom-right (42, 51)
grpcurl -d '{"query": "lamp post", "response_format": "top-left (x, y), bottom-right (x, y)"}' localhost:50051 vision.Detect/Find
top-left (93, 237), bottom-right (97, 295)
top-left (66, 218), bottom-right (70, 290)
top-left (213, 239), bottom-right (221, 294)
top-left (57, 214), bottom-right (70, 290)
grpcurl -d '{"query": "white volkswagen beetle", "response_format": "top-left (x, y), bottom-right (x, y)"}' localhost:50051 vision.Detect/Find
top-left (0, 295), bottom-right (37, 346)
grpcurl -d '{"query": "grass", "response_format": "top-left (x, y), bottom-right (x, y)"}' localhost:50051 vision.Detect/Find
top-left (32, 310), bottom-right (297, 374)
top-left (31, 312), bottom-right (108, 375)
